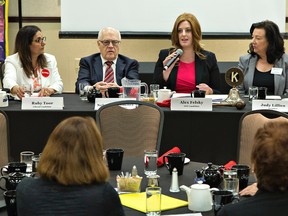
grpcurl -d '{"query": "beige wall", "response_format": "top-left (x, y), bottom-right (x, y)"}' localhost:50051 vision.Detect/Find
top-left (6, 0), bottom-right (288, 92)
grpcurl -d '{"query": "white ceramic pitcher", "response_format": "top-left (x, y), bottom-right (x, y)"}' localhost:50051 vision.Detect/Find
top-left (180, 182), bottom-right (218, 212)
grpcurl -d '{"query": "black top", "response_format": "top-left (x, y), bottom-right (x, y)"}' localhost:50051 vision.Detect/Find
top-left (153, 49), bottom-right (221, 93)
top-left (253, 68), bottom-right (274, 95)
top-left (16, 177), bottom-right (125, 216)
top-left (218, 189), bottom-right (288, 216)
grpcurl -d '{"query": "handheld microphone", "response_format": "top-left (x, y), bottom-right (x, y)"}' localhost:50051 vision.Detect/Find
top-left (164, 49), bottom-right (183, 70)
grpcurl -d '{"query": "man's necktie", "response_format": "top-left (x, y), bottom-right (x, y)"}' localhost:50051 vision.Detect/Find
top-left (104, 61), bottom-right (114, 83)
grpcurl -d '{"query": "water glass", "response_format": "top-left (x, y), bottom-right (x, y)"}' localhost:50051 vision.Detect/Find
top-left (22, 84), bottom-right (33, 97)
top-left (79, 83), bottom-right (89, 100)
top-left (32, 155), bottom-right (41, 173)
top-left (144, 150), bottom-right (158, 176)
top-left (258, 87), bottom-right (267, 99)
top-left (146, 186), bottom-right (161, 216)
top-left (20, 151), bottom-right (34, 173)
top-left (223, 177), bottom-right (239, 196)
top-left (248, 86), bottom-right (258, 102)
top-left (149, 84), bottom-right (159, 101)
top-left (223, 168), bottom-right (238, 179)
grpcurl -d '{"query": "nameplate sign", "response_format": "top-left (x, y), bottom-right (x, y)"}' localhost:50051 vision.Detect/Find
top-left (252, 99), bottom-right (288, 112)
top-left (94, 98), bottom-right (136, 110)
top-left (171, 98), bottom-right (213, 111)
top-left (22, 97), bottom-right (64, 110)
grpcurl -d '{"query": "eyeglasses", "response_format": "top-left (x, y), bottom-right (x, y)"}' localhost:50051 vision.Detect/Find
top-left (99, 40), bottom-right (120, 46)
top-left (34, 37), bottom-right (46, 43)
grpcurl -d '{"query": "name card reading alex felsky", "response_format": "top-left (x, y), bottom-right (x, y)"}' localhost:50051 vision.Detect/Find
top-left (94, 98), bottom-right (136, 110)
top-left (252, 99), bottom-right (288, 112)
top-left (22, 97), bottom-right (64, 110)
top-left (171, 98), bottom-right (212, 111)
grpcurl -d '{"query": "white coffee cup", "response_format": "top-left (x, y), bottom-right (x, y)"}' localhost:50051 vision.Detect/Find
top-left (157, 87), bottom-right (175, 102)
top-left (0, 91), bottom-right (8, 107)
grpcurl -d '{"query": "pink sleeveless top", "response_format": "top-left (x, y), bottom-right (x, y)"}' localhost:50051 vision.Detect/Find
top-left (175, 61), bottom-right (196, 93)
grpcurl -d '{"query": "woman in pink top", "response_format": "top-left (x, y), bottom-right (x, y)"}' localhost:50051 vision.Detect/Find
top-left (153, 13), bottom-right (220, 94)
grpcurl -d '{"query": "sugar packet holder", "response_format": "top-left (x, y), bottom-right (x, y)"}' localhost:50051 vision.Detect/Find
top-left (116, 175), bottom-right (142, 193)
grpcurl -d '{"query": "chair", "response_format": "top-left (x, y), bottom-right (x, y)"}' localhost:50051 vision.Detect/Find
top-left (0, 109), bottom-right (9, 167)
top-left (237, 109), bottom-right (288, 167)
top-left (96, 100), bottom-right (164, 156)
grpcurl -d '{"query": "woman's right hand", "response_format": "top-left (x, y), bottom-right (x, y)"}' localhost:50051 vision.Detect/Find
top-left (162, 51), bottom-right (180, 81)
top-left (11, 85), bottom-right (25, 99)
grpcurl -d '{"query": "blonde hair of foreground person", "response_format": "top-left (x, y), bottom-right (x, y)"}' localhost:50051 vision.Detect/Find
top-left (37, 116), bottom-right (109, 185)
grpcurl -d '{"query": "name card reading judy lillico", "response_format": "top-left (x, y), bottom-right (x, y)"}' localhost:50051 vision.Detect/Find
top-left (252, 99), bottom-right (288, 112)
top-left (94, 98), bottom-right (136, 110)
top-left (171, 98), bottom-right (212, 111)
top-left (21, 97), bottom-right (64, 110)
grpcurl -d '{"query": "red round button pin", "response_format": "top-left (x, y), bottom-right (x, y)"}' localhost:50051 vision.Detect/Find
top-left (41, 68), bottom-right (50, 78)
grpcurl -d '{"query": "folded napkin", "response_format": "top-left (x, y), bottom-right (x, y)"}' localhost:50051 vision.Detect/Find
top-left (156, 99), bottom-right (171, 107)
top-left (119, 192), bottom-right (187, 213)
top-left (224, 160), bottom-right (237, 170)
top-left (157, 147), bottom-right (181, 167)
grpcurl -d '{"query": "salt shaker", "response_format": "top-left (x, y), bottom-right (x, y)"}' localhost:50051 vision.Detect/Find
top-left (170, 167), bottom-right (180, 192)
top-left (131, 165), bottom-right (138, 177)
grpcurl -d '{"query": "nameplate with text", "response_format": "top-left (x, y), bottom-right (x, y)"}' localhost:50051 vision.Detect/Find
top-left (171, 98), bottom-right (213, 111)
top-left (94, 98), bottom-right (136, 110)
top-left (252, 99), bottom-right (288, 112)
top-left (21, 97), bottom-right (64, 110)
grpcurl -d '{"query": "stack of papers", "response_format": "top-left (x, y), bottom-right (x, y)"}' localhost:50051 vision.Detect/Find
top-left (119, 192), bottom-right (188, 213)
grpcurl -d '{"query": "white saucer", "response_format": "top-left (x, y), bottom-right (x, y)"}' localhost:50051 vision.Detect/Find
top-left (184, 157), bottom-right (190, 165)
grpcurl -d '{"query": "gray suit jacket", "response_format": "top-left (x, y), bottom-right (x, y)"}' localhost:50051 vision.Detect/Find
top-left (237, 54), bottom-right (288, 95)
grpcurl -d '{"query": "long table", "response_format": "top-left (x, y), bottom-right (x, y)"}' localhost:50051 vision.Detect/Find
top-left (0, 157), bottom-right (255, 216)
top-left (0, 93), bottom-right (251, 164)
top-left (0, 160), bottom-right (209, 216)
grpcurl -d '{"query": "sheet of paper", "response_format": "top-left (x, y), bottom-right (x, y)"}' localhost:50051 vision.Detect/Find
top-left (205, 94), bottom-right (228, 104)
top-left (172, 93), bottom-right (191, 98)
top-left (266, 95), bottom-right (281, 100)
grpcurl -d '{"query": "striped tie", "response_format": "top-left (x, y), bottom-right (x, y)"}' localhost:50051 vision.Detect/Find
top-left (104, 61), bottom-right (114, 83)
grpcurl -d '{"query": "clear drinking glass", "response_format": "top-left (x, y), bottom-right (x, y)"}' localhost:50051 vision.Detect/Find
top-left (20, 151), bottom-right (34, 172)
top-left (248, 86), bottom-right (258, 102)
top-left (79, 83), bottom-right (89, 100)
top-left (149, 84), bottom-right (159, 102)
top-left (223, 177), bottom-right (239, 196)
top-left (144, 150), bottom-right (158, 176)
top-left (21, 84), bottom-right (33, 97)
top-left (146, 186), bottom-right (161, 216)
